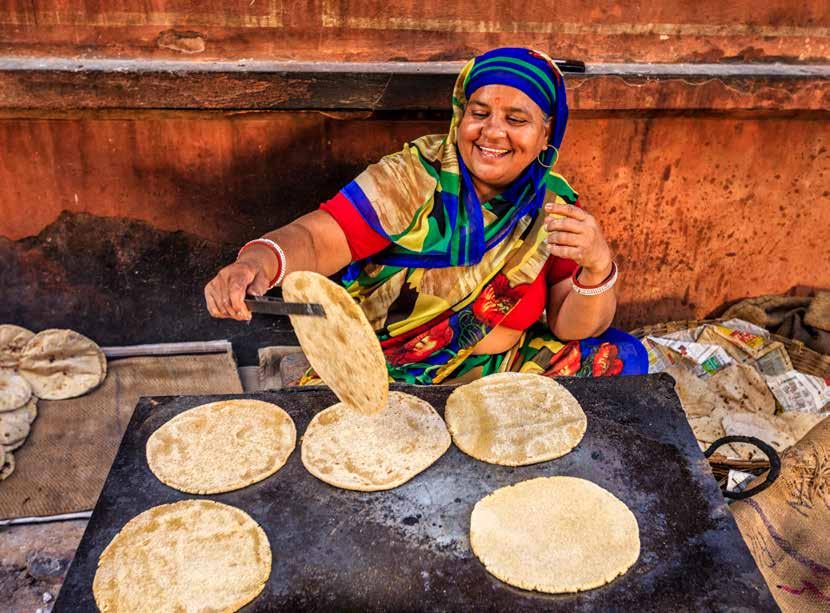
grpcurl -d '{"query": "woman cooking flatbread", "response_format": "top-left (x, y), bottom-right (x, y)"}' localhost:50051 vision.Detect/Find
top-left (205, 47), bottom-right (647, 384)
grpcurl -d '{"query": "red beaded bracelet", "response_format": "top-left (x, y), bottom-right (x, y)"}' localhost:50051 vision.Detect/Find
top-left (237, 238), bottom-right (286, 290)
top-left (571, 261), bottom-right (618, 296)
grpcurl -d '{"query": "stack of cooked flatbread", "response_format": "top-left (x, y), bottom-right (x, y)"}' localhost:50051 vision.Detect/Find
top-left (667, 364), bottom-right (826, 460)
top-left (0, 325), bottom-right (107, 481)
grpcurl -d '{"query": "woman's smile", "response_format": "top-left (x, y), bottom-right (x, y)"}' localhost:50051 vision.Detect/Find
top-left (474, 143), bottom-right (513, 161)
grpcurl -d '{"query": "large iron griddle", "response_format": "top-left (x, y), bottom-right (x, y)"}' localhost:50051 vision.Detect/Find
top-left (56, 375), bottom-right (776, 611)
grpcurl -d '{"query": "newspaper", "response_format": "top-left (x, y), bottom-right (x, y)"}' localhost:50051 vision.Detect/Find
top-left (647, 318), bottom-right (829, 414)
top-left (765, 371), bottom-right (830, 414)
top-left (646, 335), bottom-right (734, 378)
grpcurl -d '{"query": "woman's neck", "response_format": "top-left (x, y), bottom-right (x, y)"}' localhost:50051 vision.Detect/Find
top-left (471, 176), bottom-right (503, 203)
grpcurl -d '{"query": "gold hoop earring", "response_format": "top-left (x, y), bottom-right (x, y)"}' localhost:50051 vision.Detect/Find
top-left (537, 145), bottom-right (554, 168)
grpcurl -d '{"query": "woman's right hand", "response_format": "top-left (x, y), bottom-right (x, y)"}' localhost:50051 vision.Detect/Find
top-left (204, 254), bottom-right (273, 321)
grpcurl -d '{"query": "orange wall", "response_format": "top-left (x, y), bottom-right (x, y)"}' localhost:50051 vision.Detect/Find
top-left (0, 1), bottom-right (828, 63)
top-left (3, 113), bottom-right (828, 328)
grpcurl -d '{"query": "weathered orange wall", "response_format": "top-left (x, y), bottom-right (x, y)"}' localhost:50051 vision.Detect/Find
top-left (3, 113), bottom-right (828, 328)
top-left (1, 0), bottom-right (828, 63)
top-left (1, 1), bottom-right (828, 335)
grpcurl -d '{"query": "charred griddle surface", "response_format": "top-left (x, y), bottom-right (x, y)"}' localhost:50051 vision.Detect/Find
top-left (56, 375), bottom-right (776, 611)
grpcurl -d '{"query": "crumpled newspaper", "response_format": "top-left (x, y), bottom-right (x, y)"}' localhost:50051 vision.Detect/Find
top-left (643, 318), bottom-right (830, 459)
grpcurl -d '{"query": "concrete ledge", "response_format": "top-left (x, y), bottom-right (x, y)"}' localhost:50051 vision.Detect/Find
top-left (1, 57), bottom-right (828, 113)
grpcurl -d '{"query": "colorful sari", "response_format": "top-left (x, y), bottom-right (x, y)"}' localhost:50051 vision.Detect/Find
top-left (304, 48), bottom-right (647, 385)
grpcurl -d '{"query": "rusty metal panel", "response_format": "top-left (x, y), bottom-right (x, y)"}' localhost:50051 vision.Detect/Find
top-left (1, 113), bottom-right (828, 341)
top-left (0, 1), bottom-right (828, 63)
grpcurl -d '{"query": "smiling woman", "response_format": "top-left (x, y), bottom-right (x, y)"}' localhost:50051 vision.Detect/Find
top-left (204, 47), bottom-right (648, 384)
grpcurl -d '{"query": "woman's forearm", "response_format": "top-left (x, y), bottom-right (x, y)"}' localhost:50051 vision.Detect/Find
top-left (548, 267), bottom-right (617, 340)
top-left (238, 210), bottom-right (352, 280)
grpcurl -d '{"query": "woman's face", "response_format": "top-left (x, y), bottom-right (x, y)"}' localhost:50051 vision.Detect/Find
top-left (457, 84), bottom-right (551, 200)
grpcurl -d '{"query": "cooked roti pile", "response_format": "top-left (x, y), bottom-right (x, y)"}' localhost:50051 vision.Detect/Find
top-left (147, 399), bottom-right (297, 494)
top-left (0, 324), bottom-right (34, 369)
top-left (0, 325), bottom-right (107, 481)
top-left (0, 369), bottom-right (31, 412)
top-left (0, 379), bottom-right (36, 480)
top-left (445, 372), bottom-right (587, 466)
top-left (302, 391), bottom-right (451, 491)
top-left (18, 329), bottom-right (106, 400)
top-left (470, 476), bottom-right (640, 593)
top-left (282, 271), bottom-right (388, 414)
top-left (93, 500), bottom-right (271, 612)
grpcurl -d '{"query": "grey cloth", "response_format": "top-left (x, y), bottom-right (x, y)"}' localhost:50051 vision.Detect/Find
top-left (723, 294), bottom-right (830, 356)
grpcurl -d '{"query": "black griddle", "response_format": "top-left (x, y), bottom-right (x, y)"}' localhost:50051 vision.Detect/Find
top-left (55, 375), bottom-right (777, 611)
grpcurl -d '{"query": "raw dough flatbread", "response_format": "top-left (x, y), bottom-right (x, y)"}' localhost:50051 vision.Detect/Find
top-left (0, 325), bottom-right (34, 369)
top-left (93, 500), bottom-right (271, 612)
top-left (445, 372), bottom-right (587, 466)
top-left (470, 476), bottom-right (640, 594)
top-left (0, 369), bottom-right (32, 412)
top-left (282, 271), bottom-right (388, 414)
top-left (147, 399), bottom-right (296, 494)
top-left (18, 329), bottom-right (106, 399)
top-left (302, 391), bottom-right (451, 491)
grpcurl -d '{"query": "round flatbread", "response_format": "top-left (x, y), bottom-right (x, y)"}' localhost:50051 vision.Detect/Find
top-left (0, 398), bottom-right (37, 451)
top-left (302, 391), bottom-right (451, 491)
top-left (445, 372), bottom-right (587, 466)
top-left (0, 451), bottom-right (14, 481)
top-left (0, 369), bottom-right (32, 412)
top-left (0, 325), bottom-right (34, 369)
top-left (470, 476), bottom-right (640, 593)
top-left (0, 409), bottom-right (30, 447)
top-left (147, 399), bottom-right (296, 494)
top-left (18, 329), bottom-right (106, 399)
top-left (93, 500), bottom-right (271, 612)
top-left (282, 271), bottom-right (388, 415)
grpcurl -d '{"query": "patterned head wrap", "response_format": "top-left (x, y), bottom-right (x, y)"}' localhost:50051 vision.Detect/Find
top-left (463, 47), bottom-right (569, 152)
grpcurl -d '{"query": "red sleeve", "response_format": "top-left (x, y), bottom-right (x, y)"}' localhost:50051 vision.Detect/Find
top-left (547, 256), bottom-right (578, 285)
top-left (319, 192), bottom-right (391, 260)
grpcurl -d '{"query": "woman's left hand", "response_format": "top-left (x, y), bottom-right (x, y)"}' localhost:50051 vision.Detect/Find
top-left (544, 202), bottom-right (613, 281)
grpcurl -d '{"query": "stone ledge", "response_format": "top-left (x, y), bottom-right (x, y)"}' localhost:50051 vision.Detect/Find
top-left (1, 57), bottom-right (828, 113)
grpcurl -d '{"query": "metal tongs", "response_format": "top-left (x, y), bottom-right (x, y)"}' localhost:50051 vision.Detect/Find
top-left (244, 295), bottom-right (326, 317)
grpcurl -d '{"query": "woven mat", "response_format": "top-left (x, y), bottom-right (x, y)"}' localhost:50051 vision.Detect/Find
top-left (0, 352), bottom-right (242, 520)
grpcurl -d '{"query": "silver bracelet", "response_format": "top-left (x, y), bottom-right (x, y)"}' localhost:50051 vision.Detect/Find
top-left (571, 261), bottom-right (618, 296)
top-left (237, 238), bottom-right (287, 289)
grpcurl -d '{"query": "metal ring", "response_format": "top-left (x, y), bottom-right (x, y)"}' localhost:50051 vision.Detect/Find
top-left (704, 435), bottom-right (781, 500)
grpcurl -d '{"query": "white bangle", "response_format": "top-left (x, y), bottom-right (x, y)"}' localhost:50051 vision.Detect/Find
top-left (237, 238), bottom-right (287, 289)
top-left (571, 261), bottom-right (618, 296)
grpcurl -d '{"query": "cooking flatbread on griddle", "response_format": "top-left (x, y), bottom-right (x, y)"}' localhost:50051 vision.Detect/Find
top-left (0, 369), bottom-right (32, 412)
top-left (445, 372), bottom-right (587, 466)
top-left (282, 271), bottom-right (388, 414)
top-left (93, 500), bottom-right (271, 612)
top-left (146, 399), bottom-right (296, 494)
top-left (470, 476), bottom-right (640, 594)
top-left (302, 391), bottom-right (450, 491)
top-left (0, 325), bottom-right (34, 369)
top-left (18, 329), bottom-right (106, 399)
